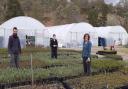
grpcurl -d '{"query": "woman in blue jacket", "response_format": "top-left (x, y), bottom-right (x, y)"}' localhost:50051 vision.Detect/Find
top-left (82, 33), bottom-right (92, 75)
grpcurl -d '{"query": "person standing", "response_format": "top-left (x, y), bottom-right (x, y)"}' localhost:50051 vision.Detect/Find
top-left (50, 34), bottom-right (58, 59)
top-left (8, 27), bottom-right (21, 68)
top-left (82, 33), bottom-right (92, 76)
top-left (110, 40), bottom-right (116, 51)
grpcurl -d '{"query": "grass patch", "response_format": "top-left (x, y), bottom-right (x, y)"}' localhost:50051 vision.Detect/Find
top-left (0, 48), bottom-right (128, 89)
top-left (92, 59), bottom-right (125, 72)
top-left (66, 72), bottom-right (128, 89)
top-left (0, 65), bottom-right (83, 83)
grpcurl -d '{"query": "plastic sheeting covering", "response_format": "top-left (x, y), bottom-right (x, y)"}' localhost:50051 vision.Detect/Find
top-left (46, 24), bottom-right (128, 47)
top-left (1, 17), bottom-right (128, 48)
top-left (0, 16), bottom-right (45, 30)
top-left (0, 16), bottom-right (45, 48)
top-left (95, 26), bottom-right (128, 46)
top-left (46, 22), bottom-right (98, 48)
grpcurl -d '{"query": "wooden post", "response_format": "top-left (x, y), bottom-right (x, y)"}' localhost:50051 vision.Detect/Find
top-left (105, 70), bottom-right (109, 89)
top-left (30, 53), bottom-right (34, 89)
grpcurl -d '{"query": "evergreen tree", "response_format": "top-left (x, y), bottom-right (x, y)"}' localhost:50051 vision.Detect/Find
top-left (98, 2), bottom-right (109, 26)
top-left (88, 6), bottom-right (99, 26)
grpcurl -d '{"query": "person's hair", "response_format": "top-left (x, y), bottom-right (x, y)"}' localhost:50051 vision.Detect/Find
top-left (13, 27), bottom-right (17, 31)
top-left (53, 34), bottom-right (56, 37)
top-left (83, 33), bottom-right (90, 41)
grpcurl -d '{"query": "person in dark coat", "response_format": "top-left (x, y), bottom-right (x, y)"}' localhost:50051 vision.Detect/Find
top-left (8, 27), bottom-right (21, 68)
top-left (50, 34), bottom-right (58, 59)
top-left (82, 33), bottom-right (92, 76)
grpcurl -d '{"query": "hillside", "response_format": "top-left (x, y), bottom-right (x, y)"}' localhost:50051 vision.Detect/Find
top-left (0, 0), bottom-right (128, 32)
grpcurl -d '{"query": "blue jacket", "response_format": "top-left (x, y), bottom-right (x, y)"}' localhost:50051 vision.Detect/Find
top-left (82, 41), bottom-right (92, 58)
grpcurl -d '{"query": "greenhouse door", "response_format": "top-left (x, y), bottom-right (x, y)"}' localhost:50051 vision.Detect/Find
top-left (26, 35), bottom-right (35, 47)
top-left (0, 37), bottom-right (3, 48)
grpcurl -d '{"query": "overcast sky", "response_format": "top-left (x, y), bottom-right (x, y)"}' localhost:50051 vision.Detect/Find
top-left (104, 0), bottom-right (120, 5)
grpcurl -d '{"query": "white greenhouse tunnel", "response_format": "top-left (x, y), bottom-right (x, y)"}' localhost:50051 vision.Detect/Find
top-left (46, 24), bottom-right (128, 47)
top-left (45, 23), bottom-right (76, 47)
top-left (95, 26), bottom-right (128, 46)
top-left (45, 22), bottom-right (98, 48)
top-left (0, 16), bottom-right (128, 48)
top-left (0, 16), bottom-right (45, 48)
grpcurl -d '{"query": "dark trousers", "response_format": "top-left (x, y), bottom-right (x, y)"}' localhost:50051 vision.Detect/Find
top-left (10, 54), bottom-right (19, 68)
top-left (51, 48), bottom-right (57, 59)
top-left (83, 57), bottom-right (91, 75)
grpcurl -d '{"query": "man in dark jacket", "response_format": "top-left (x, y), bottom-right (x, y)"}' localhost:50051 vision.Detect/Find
top-left (8, 27), bottom-right (21, 68)
top-left (50, 34), bottom-right (58, 59)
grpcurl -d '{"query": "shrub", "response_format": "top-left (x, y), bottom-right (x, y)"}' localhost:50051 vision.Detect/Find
top-left (120, 66), bottom-right (128, 75)
top-left (0, 48), bottom-right (7, 54)
top-left (104, 54), bottom-right (123, 60)
top-left (92, 59), bottom-right (125, 72)
top-left (66, 72), bottom-right (128, 89)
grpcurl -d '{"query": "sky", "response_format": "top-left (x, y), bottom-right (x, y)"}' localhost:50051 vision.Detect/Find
top-left (104, 0), bottom-right (120, 5)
